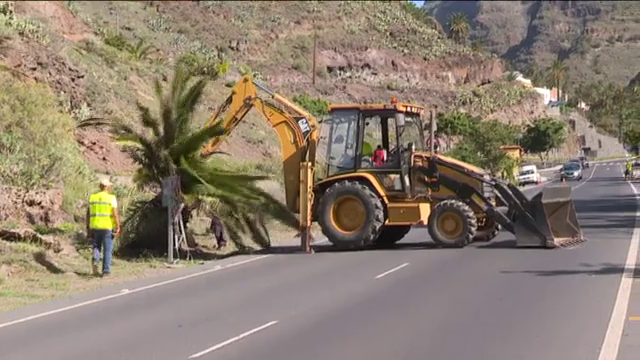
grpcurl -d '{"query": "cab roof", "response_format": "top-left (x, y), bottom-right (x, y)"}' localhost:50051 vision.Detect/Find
top-left (329, 103), bottom-right (426, 115)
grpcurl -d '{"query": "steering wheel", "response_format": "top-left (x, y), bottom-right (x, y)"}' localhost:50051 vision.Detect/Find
top-left (388, 147), bottom-right (401, 158)
top-left (361, 157), bottom-right (373, 167)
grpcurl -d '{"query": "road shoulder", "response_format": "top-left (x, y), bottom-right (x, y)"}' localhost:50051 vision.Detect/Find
top-left (617, 244), bottom-right (640, 360)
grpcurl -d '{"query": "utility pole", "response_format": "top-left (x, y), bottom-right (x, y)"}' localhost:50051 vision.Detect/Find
top-left (312, 28), bottom-right (317, 87)
top-left (430, 106), bottom-right (437, 154)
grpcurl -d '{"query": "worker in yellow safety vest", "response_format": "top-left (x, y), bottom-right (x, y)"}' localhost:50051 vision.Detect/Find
top-left (86, 178), bottom-right (120, 277)
top-left (625, 160), bottom-right (633, 180)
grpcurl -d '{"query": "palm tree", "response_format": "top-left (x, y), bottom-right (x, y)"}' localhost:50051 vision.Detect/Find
top-left (547, 59), bottom-right (568, 101)
top-left (446, 12), bottom-right (470, 45)
top-left (79, 59), bottom-right (298, 254)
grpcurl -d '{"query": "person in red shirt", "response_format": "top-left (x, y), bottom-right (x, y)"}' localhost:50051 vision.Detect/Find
top-left (372, 145), bottom-right (387, 166)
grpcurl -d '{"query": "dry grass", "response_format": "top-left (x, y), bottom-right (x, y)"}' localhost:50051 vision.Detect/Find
top-left (0, 239), bottom-right (198, 312)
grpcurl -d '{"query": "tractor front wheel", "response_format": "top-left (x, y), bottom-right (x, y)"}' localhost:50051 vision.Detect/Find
top-left (428, 199), bottom-right (477, 248)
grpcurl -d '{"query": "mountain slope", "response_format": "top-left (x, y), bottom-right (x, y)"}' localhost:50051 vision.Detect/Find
top-left (427, 1), bottom-right (640, 86)
top-left (0, 0), bottom-right (518, 173)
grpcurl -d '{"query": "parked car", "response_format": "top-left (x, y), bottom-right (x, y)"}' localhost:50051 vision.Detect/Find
top-left (561, 162), bottom-right (583, 181)
top-left (578, 156), bottom-right (590, 168)
top-left (517, 164), bottom-right (541, 186)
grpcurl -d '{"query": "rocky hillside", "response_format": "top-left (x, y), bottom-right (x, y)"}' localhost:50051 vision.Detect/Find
top-left (0, 0), bottom-right (627, 227)
top-left (0, 0), bottom-right (541, 176)
top-left (426, 1), bottom-right (640, 86)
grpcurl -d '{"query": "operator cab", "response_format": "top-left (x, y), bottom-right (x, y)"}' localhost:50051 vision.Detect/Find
top-left (317, 97), bottom-right (426, 196)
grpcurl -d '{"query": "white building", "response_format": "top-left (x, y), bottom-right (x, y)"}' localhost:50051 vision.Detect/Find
top-left (533, 87), bottom-right (551, 105)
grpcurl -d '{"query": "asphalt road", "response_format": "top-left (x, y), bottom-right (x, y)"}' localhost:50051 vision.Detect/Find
top-left (0, 161), bottom-right (637, 360)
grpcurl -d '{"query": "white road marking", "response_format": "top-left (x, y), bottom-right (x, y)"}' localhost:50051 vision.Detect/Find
top-left (375, 263), bottom-right (410, 279)
top-left (597, 180), bottom-right (640, 360)
top-left (188, 320), bottom-right (279, 358)
top-left (572, 164), bottom-right (598, 190)
top-left (0, 255), bottom-right (272, 330)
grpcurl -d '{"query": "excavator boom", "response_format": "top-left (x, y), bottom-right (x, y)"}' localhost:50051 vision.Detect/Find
top-left (199, 75), bottom-right (318, 249)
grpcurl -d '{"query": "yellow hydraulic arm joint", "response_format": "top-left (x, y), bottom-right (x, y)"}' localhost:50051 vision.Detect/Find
top-left (200, 75), bottom-right (319, 252)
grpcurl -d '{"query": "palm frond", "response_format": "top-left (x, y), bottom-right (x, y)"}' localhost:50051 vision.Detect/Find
top-left (75, 117), bottom-right (112, 129)
top-left (175, 77), bottom-right (208, 137)
top-left (136, 101), bottom-right (161, 137)
top-left (168, 121), bottom-right (225, 160)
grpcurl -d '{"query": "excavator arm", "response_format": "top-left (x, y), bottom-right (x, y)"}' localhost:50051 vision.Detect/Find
top-left (200, 75), bottom-right (319, 250)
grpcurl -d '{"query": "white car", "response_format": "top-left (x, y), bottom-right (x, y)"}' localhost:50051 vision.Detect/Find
top-left (517, 165), bottom-right (541, 186)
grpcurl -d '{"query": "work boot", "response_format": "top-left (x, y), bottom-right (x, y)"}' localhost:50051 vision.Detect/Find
top-left (91, 262), bottom-right (100, 276)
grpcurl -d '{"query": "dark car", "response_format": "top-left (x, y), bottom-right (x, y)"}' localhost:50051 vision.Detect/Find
top-left (578, 156), bottom-right (590, 168)
top-left (568, 158), bottom-right (583, 168)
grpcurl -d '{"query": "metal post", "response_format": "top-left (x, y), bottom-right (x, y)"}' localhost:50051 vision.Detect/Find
top-left (167, 205), bottom-right (174, 263)
top-left (312, 29), bottom-right (317, 86)
top-left (430, 108), bottom-right (436, 154)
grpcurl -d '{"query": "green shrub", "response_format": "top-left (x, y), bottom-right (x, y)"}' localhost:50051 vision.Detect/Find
top-left (0, 72), bottom-right (93, 214)
top-left (292, 94), bottom-right (329, 118)
top-left (0, 1), bottom-right (48, 43)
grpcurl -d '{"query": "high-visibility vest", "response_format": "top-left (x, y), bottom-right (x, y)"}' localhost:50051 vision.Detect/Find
top-left (89, 191), bottom-right (116, 230)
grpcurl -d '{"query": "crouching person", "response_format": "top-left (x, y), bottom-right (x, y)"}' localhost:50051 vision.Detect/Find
top-left (209, 214), bottom-right (227, 248)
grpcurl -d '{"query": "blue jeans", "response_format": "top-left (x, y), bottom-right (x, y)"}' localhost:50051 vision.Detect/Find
top-left (90, 229), bottom-right (113, 274)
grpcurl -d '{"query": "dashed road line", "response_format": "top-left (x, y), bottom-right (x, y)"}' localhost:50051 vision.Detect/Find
top-left (375, 263), bottom-right (410, 279)
top-left (597, 181), bottom-right (640, 360)
top-left (188, 320), bottom-right (279, 358)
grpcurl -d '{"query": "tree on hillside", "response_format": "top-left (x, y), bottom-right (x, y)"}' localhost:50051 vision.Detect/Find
top-left (79, 60), bottom-right (298, 254)
top-left (520, 117), bottom-right (567, 163)
top-left (523, 65), bottom-right (546, 87)
top-left (436, 111), bottom-right (480, 149)
top-left (581, 81), bottom-right (640, 136)
top-left (447, 120), bottom-right (520, 178)
top-left (547, 59), bottom-right (568, 101)
top-left (446, 12), bottom-right (470, 45)
top-left (624, 128), bottom-right (640, 155)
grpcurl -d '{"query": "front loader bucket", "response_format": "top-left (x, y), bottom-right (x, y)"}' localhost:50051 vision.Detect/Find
top-left (491, 182), bottom-right (585, 248)
top-left (513, 184), bottom-right (584, 248)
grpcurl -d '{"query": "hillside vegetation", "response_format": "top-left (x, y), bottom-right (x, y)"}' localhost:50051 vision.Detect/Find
top-left (0, 1), bottom-right (629, 310)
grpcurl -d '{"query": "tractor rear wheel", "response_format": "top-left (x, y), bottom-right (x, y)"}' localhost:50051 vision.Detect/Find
top-left (317, 180), bottom-right (385, 249)
top-left (428, 199), bottom-right (477, 248)
top-left (373, 225), bottom-right (412, 247)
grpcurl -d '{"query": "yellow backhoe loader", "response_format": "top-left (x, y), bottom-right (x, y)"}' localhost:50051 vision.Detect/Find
top-left (201, 75), bottom-right (585, 250)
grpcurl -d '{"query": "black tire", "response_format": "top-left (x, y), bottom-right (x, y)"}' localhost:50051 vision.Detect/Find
top-left (428, 199), bottom-right (477, 248)
top-left (373, 225), bottom-right (412, 247)
top-left (317, 180), bottom-right (385, 248)
top-left (473, 217), bottom-right (500, 242)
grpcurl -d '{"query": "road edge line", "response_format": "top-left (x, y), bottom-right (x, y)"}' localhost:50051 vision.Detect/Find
top-left (597, 180), bottom-right (640, 360)
top-left (0, 254), bottom-right (272, 330)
